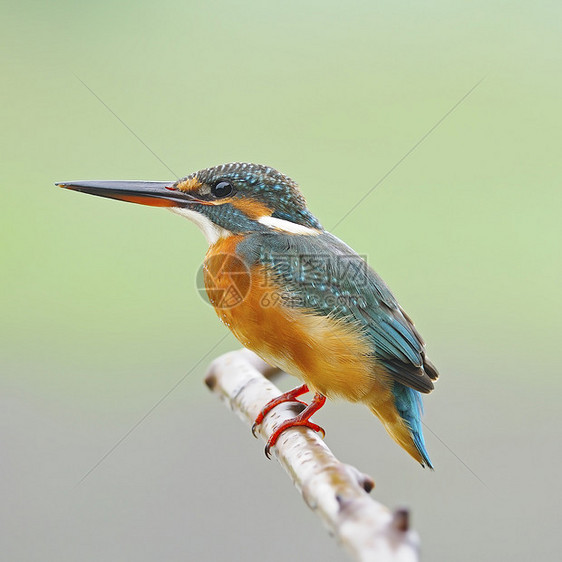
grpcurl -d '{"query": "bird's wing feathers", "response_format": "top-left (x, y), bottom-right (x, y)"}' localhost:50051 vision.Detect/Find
top-left (237, 232), bottom-right (438, 393)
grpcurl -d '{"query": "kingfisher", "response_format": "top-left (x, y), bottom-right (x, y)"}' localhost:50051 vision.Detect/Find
top-left (58, 163), bottom-right (439, 467)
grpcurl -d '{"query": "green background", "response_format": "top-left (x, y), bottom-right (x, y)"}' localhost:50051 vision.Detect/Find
top-left (1, 1), bottom-right (560, 560)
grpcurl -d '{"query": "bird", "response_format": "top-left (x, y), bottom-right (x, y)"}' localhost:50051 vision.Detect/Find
top-left (57, 162), bottom-right (439, 467)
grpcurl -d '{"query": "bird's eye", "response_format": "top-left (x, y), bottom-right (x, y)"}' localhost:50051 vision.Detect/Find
top-left (212, 181), bottom-right (234, 198)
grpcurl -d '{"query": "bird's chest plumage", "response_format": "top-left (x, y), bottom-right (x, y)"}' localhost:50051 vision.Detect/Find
top-left (202, 235), bottom-right (383, 402)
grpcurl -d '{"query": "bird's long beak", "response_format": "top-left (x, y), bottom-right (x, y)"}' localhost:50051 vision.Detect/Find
top-left (56, 180), bottom-right (196, 208)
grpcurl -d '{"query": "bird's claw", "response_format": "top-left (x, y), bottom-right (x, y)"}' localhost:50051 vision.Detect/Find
top-left (263, 418), bottom-right (326, 459)
top-left (264, 443), bottom-right (273, 459)
top-left (251, 421), bottom-right (259, 438)
top-left (252, 400), bottom-right (306, 438)
top-left (251, 391), bottom-right (308, 439)
top-left (252, 388), bottom-right (326, 460)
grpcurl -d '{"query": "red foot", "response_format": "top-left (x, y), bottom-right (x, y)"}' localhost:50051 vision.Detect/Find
top-left (264, 393), bottom-right (327, 459)
top-left (252, 384), bottom-right (310, 437)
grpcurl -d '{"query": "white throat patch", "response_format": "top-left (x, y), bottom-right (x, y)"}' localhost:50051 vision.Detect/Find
top-left (170, 207), bottom-right (231, 245)
top-left (257, 215), bottom-right (320, 235)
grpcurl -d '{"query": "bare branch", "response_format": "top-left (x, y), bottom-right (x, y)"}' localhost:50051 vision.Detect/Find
top-left (205, 349), bottom-right (420, 562)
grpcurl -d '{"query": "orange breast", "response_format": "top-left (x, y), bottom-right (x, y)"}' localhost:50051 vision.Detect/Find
top-left (203, 236), bottom-right (392, 403)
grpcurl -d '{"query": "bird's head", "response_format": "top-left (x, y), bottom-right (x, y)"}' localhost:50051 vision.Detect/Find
top-left (58, 163), bottom-right (323, 243)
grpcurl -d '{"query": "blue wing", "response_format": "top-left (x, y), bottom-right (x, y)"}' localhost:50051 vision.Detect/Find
top-left (237, 231), bottom-right (439, 393)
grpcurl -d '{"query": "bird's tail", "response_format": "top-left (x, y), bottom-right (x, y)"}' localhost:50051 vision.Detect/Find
top-left (367, 383), bottom-right (433, 469)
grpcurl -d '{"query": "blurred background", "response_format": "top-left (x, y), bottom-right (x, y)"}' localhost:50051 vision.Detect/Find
top-left (1, 1), bottom-right (560, 560)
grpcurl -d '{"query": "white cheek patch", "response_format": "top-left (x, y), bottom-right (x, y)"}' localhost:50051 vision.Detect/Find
top-left (258, 215), bottom-right (320, 236)
top-left (170, 207), bottom-right (231, 245)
